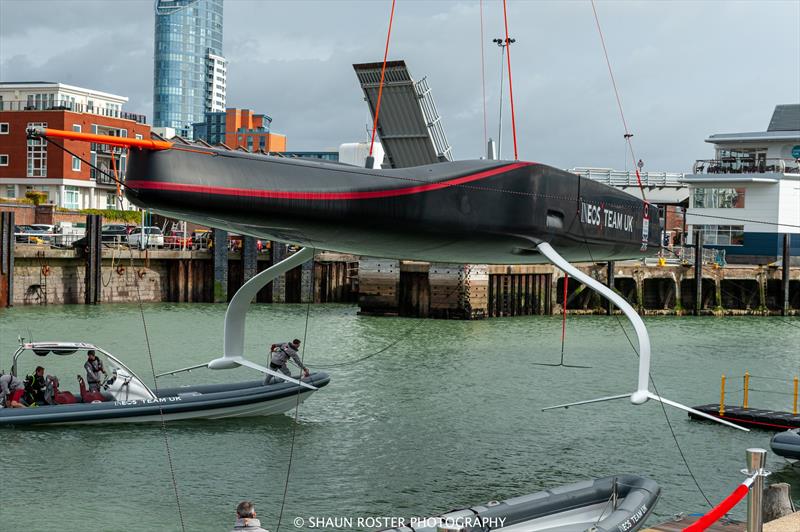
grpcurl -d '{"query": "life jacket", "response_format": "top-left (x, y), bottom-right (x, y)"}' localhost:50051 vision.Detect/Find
top-left (24, 374), bottom-right (46, 405)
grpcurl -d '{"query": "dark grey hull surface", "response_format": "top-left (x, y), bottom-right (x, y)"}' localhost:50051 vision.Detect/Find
top-left (771, 429), bottom-right (800, 461)
top-left (125, 148), bottom-right (661, 265)
top-left (379, 475), bottom-right (659, 532)
top-left (0, 372), bottom-right (329, 426)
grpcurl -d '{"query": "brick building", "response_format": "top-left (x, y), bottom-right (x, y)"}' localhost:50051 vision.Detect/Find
top-left (0, 82), bottom-right (150, 210)
top-left (193, 108), bottom-right (286, 152)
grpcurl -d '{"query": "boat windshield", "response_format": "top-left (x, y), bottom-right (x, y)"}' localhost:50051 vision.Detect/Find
top-left (10, 344), bottom-right (156, 401)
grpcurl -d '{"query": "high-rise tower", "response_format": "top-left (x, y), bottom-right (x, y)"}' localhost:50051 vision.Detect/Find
top-left (153, 0), bottom-right (226, 137)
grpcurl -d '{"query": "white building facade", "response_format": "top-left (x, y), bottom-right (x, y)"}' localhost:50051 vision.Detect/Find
top-left (684, 104), bottom-right (800, 263)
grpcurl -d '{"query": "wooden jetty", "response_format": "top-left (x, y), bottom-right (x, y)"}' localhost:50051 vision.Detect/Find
top-left (690, 404), bottom-right (800, 431)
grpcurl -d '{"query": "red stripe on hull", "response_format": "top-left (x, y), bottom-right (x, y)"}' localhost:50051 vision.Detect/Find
top-left (126, 162), bottom-right (533, 201)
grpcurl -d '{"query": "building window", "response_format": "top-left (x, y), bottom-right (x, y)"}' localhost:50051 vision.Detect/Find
top-left (64, 186), bottom-right (80, 210)
top-left (0, 154), bottom-right (8, 166)
top-left (135, 134), bottom-right (143, 140)
top-left (697, 225), bottom-right (744, 246)
top-left (107, 193), bottom-right (118, 210)
top-left (4, 185), bottom-right (15, 198)
top-left (692, 188), bottom-right (745, 209)
top-left (0, 123), bottom-right (8, 134)
top-left (27, 122), bottom-right (47, 177)
top-left (72, 124), bottom-right (81, 133)
top-left (72, 156), bottom-right (81, 171)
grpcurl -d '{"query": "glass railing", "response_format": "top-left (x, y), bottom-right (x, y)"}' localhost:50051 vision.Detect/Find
top-left (693, 158), bottom-right (799, 175)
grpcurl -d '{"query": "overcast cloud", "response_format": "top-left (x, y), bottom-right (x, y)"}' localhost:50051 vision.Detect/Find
top-left (1, 0), bottom-right (798, 172)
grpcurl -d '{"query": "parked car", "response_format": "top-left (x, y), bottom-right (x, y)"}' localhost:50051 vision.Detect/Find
top-left (165, 230), bottom-right (192, 249)
top-left (14, 225), bottom-right (46, 245)
top-left (101, 224), bottom-right (135, 245)
top-left (127, 227), bottom-right (164, 248)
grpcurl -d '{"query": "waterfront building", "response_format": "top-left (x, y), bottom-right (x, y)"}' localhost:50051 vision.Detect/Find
top-left (192, 108), bottom-right (286, 151)
top-left (153, 0), bottom-right (226, 138)
top-left (569, 167), bottom-right (688, 247)
top-left (684, 104), bottom-right (800, 263)
top-left (0, 82), bottom-right (149, 210)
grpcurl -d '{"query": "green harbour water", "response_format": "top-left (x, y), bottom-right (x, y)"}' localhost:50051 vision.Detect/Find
top-left (1, 303), bottom-right (799, 531)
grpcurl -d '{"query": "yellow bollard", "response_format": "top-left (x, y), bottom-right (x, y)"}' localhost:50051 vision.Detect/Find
top-left (794, 377), bottom-right (798, 416)
top-left (743, 372), bottom-right (750, 409)
top-left (720, 374), bottom-right (726, 416)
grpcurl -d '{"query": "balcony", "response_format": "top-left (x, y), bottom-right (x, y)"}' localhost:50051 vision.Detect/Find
top-left (0, 99), bottom-right (147, 124)
top-left (693, 158), bottom-right (799, 175)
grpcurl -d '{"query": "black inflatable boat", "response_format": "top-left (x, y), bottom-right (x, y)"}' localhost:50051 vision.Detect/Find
top-left (378, 474), bottom-right (660, 532)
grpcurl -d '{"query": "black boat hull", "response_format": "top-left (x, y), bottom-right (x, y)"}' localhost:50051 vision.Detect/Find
top-left (125, 148), bottom-right (660, 264)
top-left (0, 373), bottom-right (330, 426)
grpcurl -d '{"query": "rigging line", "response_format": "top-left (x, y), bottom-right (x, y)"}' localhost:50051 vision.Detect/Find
top-left (40, 136), bottom-right (126, 189)
top-left (589, 0), bottom-right (646, 202)
top-left (576, 220), bottom-right (713, 508)
top-left (125, 246), bottom-right (186, 531)
top-left (312, 325), bottom-right (416, 369)
top-left (501, 0), bottom-right (519, 161)
top-left (560, 272), bottom-right (568, 364)
top-left (685, 211), bottom-right (800, 229)
top-left (368, 0), bottom-right (397, 159)
top-left (479, 0), bottom-right (488, 150)
top-left (276, 248), bottom-right (316, 532)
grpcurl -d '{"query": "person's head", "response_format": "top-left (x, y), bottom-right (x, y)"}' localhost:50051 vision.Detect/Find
top-left (87, 350), bottom-right (96, 360)
top-left (236, 501), bottom-right (256, 519)
top-left (35, 366), bottom-right (44, 377)
top-left (291, 339), bottom-right (301, 348)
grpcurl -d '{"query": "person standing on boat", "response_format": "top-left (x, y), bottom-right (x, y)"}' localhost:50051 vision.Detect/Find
top-left (231, 501), bottom-right (269, 532)
top-left (264, 339), bottom-right (310, 385)
top-left (0, 372), bottom-right (26, 408)
top-left (84, 350), bottom-right (107, 392)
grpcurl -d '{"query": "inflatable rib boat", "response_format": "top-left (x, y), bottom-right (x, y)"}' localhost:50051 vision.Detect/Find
top-left (770, 429), bottom-right (800, 462)
top-left (0, 342), bottom-right (329, 426)
top-left (378, 475), bottom-right (660, 532)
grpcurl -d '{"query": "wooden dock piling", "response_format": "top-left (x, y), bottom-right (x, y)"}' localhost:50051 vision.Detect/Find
top-left (84, 214), bottom-right (102, 305)
top-left (783, 233), bottom-right (791, 316)
top-left (694, 229), bottom-right (703, 316)
top-left (0, 211), bottom-right (14, 307)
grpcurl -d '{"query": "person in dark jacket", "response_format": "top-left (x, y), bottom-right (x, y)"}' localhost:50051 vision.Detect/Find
top-left (23, 366), bottom-right (47, 405)
top-left (264, 339), bottom-right (310, 385)
top-left (84, 350), bottom-right (107, 391)
top-left (231, 501), bottom-right (269, 532)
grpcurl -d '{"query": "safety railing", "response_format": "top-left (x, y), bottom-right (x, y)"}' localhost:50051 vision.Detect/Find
top-left (672, 246), bottom-right (726, 267)
top-left (692, 158), bottom-right (800, 175)
top-left (719, 372), bottom-right (800, 415)
top-left (684, 448), bottom-right (769, 532)
top-left (568, 167), bottom-right (685, 187)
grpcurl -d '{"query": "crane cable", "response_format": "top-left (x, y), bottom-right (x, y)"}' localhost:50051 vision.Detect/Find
top-left (589, 0), bottom-right (647, 203)
top-left (501, 0), bottom-right (519, 161)
top-left (479, 0), bottom-right (488, 150)
top-left (368, 0), bottom-right (397, 159)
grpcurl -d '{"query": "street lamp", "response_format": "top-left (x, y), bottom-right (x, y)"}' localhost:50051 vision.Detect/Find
top-left (493, 37), bottom-right (515, 160)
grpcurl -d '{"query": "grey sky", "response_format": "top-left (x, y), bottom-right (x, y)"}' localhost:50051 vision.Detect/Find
top-left (1, 0), bottom-right (798, 172)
